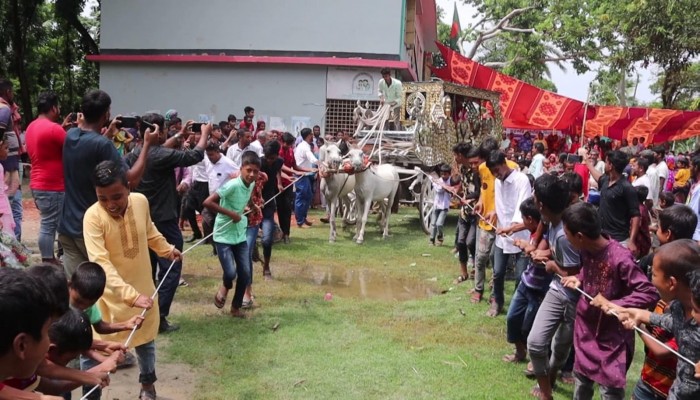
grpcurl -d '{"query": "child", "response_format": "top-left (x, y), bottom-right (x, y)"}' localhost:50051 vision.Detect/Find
top-left (504, 197), bottom-right (551, 364)
top-left (0, 268), bottom-right (57, 397)
top-left (673, 157), bottom-right (690, 203)
top-left (635, 186), bottom-right (652, 259)
top-left (2, 309), bottom-right (118, 399)
top-left (659, 191), bottom-right (676, 209)
top-left (429, 163), bottom-right (453, 246)
top-left (613, 241), bottom-right (700, 399)
top-left (639, 204), bottom-right (697, 276)
top-left (560, 202), bottom-right (658, 399)
top-left (82, 161), bottom-right (181, 400)
top-left (204, 151), bottom-right (260, 318)
top-left (527, 173), bottom-right (580, 400)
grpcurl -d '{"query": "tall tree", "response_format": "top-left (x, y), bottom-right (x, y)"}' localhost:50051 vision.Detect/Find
top-left (55, 0), bottom-right (99, 55)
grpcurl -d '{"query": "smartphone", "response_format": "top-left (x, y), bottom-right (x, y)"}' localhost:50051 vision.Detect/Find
top-left (117, 116), bottom-right (138, 129)
top-left (191, 123), bottom-right (203, 133)
top-left (69, 112), bottom-right (77, 122)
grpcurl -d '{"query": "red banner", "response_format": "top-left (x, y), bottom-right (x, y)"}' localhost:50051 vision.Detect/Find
top-left (432, 43), bottom-right (700, 143)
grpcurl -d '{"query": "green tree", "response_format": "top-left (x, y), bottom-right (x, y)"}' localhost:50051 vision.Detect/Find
top-left (650, 63), bottom-right (700, 110)
top-left (0, 0), bottom-right (99, 124)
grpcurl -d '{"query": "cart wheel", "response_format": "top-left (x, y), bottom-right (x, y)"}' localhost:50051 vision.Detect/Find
top-left (418, 175), bottom-right (435, 234)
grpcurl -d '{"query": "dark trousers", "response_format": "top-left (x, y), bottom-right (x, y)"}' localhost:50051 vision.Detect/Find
top-left (182, 181), bottom-right (209, 237)
top-left (277, 186), bottom-right (294, 236)
top-left (149, 218), bottom-right (183, 319)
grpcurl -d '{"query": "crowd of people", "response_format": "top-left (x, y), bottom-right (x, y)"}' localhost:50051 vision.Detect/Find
top-left (0, 79), bottom-right (355, 399)
top-left (2, 74), bottom-right (700, 400)
top-left (428, 134), bottom-right (700, 399)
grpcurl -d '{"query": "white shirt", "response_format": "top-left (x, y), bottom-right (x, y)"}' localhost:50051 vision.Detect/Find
top-left (226, 144), bottom-right (249, 169)
top-left (432, 177), bottom-right (452, 210)
top-left (689, 184), bottom-right (700, 240)
top-left (205, 155), bottom-right (238, 194)
top-left (378, 77), bottom-right (403, 106)
top-left (647, 164), bottom-right (660, 206)
top-left (494, 170), bottom-right (532, 254)
top-left (588, 160), bottom-right (605, 190)
top-left (657, 160), bottom-right (669, 183)
top-left (191, 160), bottom-right (208, 183)
top-left (632, 174), bottom-right (653, 200)
top-left (249, 140), bottom-right (264, 157)
top-left (530, 153), bottom-right (546, 178)
top-left (294, 140), bottom-right (318, 169)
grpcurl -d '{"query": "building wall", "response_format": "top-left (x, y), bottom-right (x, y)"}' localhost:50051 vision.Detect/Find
top-left (101, 0), bottom-right (404, 58)
top-left (99, 63), bottom-right (328, 132)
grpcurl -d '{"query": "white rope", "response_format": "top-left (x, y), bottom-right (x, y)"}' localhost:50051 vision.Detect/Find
top-left (417, 168), bottom-right (698, 367)
top-left (80, 173), bottom-right (310, 399)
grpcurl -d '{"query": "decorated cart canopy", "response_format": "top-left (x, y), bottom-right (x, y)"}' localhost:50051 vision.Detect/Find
top-left (431, 43), bottom-right (700, 144)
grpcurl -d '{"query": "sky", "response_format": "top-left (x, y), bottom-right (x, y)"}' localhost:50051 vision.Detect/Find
top-left (435, 0), bottom-right (657, 104)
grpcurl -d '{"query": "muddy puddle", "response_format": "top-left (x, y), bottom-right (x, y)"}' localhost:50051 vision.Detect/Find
top-left (283, 266), bottom-right (437, 301)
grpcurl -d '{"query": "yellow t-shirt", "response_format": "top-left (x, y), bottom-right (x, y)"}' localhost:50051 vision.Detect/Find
top-left (674, 168), bottom-right (690, 187)
top-left (478, 159), bottom-right (519, 231)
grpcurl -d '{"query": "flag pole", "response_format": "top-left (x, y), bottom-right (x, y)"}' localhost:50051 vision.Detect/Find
top-left (580, 86), bottom-right (592, 144)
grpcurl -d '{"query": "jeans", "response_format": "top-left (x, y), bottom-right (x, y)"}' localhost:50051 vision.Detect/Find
top-left (294, 176), bottom-right (313, 226)
top-left (277, 186), bottom-right (294, 236)
top-left (246, 225), bottom-right (259, 284)
top-left (79, 340), bottom-right (157, 399)
top-left (215, 241), bottom-right (250, 309)
top-left (58, 234), bottom-right (89, 278)
top-left (506, 281), bottom-right (547, 344)
top-left (527, 288), bottom-right (576, 378)
top-left (148, 219), bottom-right (183, 319)
top-left (457, 217), bottom-right (477, 265)
top-left (32, 190), bottom-right (64, 260)
top-left (10, 189), bottom-right (22, 240)
top-left (429, 208), bottom-right (448, 242)
top-left (491, 245), bottom-right (521, 308)
top-left (261, 216), bottom-right (276, 260)
top-left (632, 380), bottom-right (666, 400)
top-left (474, 227), bottom-right (495, 292)
top-left (573, 372), bottom-right (624, 400)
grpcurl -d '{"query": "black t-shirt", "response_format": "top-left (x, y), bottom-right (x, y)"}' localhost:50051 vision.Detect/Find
top-left (261, 157), bottom-right (284, 216)
top-left (598, 174), bottom-right (640, 242)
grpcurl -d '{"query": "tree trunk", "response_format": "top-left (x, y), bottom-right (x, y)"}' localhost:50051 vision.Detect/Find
top-left (662, 67), bottom-right (682, 109)
top-left (9, 0), bottom-right (34, 124)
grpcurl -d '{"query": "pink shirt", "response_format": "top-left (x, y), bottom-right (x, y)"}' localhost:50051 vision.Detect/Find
top-left (25, 117), bottom-right (66, 191)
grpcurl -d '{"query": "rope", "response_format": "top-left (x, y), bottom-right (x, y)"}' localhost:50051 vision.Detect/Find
top-left (80, 173), bottom-right (310, 399)
top-left (417, 168), bottom-right (698, 367)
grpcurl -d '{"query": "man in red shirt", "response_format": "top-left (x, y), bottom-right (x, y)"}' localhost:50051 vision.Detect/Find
top-left (25, 92), bottom-right (71, 263)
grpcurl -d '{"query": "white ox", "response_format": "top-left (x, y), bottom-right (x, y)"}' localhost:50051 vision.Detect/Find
top-left (345, 149), bottom-right (399, 244)
top-left (319, 143), bottom-right (356, 243)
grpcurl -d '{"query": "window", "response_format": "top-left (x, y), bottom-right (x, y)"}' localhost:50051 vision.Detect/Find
top-left (325, 99), bottom-right (380, 135)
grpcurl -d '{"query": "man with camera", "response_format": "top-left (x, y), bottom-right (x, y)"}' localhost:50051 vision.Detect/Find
top-left (125, 115), bottom-right (210, 334)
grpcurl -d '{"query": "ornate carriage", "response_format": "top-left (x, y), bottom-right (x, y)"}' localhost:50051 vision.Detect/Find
top-left (352, 79), bottom-right (503, 233)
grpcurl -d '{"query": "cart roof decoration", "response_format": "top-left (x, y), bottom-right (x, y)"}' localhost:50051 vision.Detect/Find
top-left (353, 80), bottom-right (503, 167)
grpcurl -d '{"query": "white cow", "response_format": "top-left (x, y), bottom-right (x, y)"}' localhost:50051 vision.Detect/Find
top-left (319, 143), bottom-right (356, 243)
top-left (345, 149), bottom-right (399, 244)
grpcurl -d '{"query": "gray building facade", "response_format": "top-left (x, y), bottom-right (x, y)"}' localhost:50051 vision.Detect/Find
top-left (91, 0), bottom-right (437, 134)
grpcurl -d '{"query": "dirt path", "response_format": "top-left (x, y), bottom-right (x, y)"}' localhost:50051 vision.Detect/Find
top-left (22, 199), bottom-right (199, 399)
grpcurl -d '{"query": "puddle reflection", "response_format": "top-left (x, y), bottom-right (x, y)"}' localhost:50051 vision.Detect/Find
top-left (285, 266), bottom-right (437, 301)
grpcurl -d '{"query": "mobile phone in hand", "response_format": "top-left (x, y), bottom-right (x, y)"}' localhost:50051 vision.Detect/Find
top-left (191, 123), bottom-right (203, 133)
top-left (117, 116), bottom-right (138, 129)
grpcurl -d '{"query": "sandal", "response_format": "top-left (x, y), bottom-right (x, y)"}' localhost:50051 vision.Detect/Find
top-left (502, 353), bottom-right (527, 363)
top-left (453, 275), bottom-right (468, 284)
top-left (530, 384), bottom-right (553, 400)
top-left (263, 271), bottom-right (273, 281)
top-left (139, 387), bottom-right (157, 400)
top-left (524, 361), bottom-right (536, 379)
top-left (214, 287), bottom-right (227, 309)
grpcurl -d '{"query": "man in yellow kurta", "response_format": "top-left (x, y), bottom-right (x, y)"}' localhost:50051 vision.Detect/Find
top-left (83, 160), bottom-right (181, 400)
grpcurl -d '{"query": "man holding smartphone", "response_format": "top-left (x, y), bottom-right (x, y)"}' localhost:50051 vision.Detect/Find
top-left (125, 115), bottom-right (210, 334)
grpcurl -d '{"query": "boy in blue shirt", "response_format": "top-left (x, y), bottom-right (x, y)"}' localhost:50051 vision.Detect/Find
top-left (204, 151), bottom-right (261, 318)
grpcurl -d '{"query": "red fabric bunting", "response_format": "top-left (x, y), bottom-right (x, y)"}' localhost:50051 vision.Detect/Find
top-left (432, 43), bottom-right (700, 143)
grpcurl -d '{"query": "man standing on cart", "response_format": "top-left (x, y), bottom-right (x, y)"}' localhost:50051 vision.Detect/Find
top-left (378, 68), bottom-right (403, 130)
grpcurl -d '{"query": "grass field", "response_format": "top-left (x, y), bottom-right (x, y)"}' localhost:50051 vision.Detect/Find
top-left (160, 207), bottom-right (645, 399)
